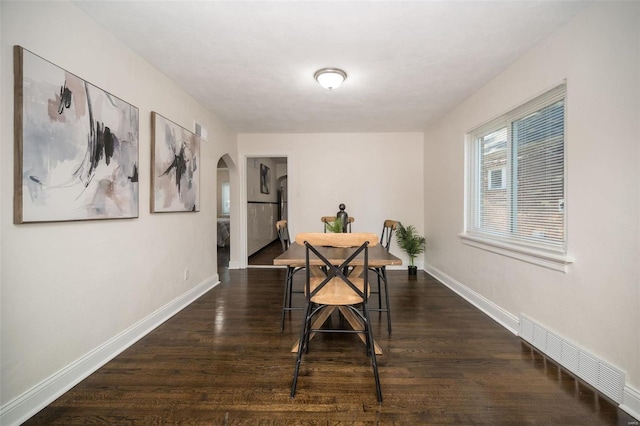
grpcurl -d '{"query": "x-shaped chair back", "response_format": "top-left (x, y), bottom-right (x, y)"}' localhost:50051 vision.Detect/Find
top-left (296, 233), bottom-right (378, 306)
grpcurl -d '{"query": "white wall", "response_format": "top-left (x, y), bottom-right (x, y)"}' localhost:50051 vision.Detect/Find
top-left (0, 0), bottom-right (237, 416)
top-left (423, 0), bottom-right (639, 403)
top-left (238, 133), bottom-right (424, 267)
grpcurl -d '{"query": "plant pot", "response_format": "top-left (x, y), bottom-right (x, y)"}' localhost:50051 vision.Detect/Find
top-left (408, 265), bottom-right (418, 279)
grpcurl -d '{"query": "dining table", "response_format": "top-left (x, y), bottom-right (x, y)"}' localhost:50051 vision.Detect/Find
top-left (273, 241), bottom-right (402, 354)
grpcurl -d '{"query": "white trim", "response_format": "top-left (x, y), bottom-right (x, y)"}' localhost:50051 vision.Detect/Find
top-left (228, 260), bottom-right (242, 269)
top-left (621, 385), bottom-right (640, 422)
top-left (0, 275), bottom-right (220, 426)
top-left (459, 233), bottom-right (574, 272)
top-left (424, 264), bottom-right (519, 334)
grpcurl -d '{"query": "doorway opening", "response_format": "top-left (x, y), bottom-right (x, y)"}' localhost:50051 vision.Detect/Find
top-left (246, 156), bottom-right (288, 266)
top-left (217, 156), bottom-right (232, 269)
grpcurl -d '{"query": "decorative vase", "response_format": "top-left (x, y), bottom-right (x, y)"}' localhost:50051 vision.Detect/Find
top-left (408, 265), bottom-right (418, 279)
top-left (336, 203), bottom-right (349, 233)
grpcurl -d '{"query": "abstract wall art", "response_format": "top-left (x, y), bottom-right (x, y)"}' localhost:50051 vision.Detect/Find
top-left (151, 112), bottom-right (200, 212)
top-left (14, 46), bottom-right (139, 223)
top-left (260, 163), bottom-right (270, 194)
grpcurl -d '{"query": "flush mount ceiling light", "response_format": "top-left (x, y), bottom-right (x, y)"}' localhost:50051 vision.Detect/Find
top-left (314, 68), bottom-right (347, 90)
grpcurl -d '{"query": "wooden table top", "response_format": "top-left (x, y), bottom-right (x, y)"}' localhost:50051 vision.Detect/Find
top-left (273, 242), bottom-right (402, 267)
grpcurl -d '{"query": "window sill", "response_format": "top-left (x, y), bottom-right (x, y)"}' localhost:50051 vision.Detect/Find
top-left (459, 233), bottom-right (573, 272)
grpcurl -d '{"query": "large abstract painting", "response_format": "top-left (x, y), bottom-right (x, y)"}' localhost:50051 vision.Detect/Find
top-left (14, 46), bottom-right (139, 223)
top-left (151, 112), bottom-right (200, 212)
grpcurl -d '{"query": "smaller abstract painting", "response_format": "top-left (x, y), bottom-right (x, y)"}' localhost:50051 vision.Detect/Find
top-left (151, 112), bottom-right (200, 212)
top-left (260, 163), bottom-right (270, 194)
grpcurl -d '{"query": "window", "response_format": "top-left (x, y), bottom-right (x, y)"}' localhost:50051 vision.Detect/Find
top-left (221, 182), bottom-right (230, 215)
top-left (488, 167), bottom-right (506, 190)
top-left (465, 83), bottom-right (567, 259)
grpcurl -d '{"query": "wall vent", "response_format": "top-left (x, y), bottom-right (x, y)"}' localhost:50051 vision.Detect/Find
top-left (579, 352), bottom-right (599, 387)
top-left (520, 316), bottom-right (534, 341)
top-left (533, 323), bottom-right (547, 349)
top-left (599, 363), bottom-right (625, 403)
top-left (561, 340), bottom-right (579, 372)
top-left (194, 122), bottom-right (207, 139)
top-left (546, 332), bottom-right (562, 361)
top-left (519, 314), bottom-right (625, 403)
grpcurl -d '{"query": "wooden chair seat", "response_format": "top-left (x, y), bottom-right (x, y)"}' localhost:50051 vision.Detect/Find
top-left (309, 276), bottom-right (367, 305)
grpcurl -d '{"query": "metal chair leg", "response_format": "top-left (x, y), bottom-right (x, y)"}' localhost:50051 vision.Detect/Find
top-left (369, 267), bottom-right (392, 335)
top-left (381, 267), bottom-right (392, 334)
top-left (362, 301), bottom-right (383, 402)
top-left (291, 302), bottom-right (312, 398)
top-left (376, 270), bottom-right (383, 308)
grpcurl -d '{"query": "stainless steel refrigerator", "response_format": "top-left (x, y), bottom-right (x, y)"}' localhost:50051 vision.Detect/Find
top-left (277, 175), bottom-right (287, 221)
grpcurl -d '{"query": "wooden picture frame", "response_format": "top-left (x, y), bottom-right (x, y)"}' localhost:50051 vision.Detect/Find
top-left (14, 46), bottom-right (139, 223)
top-left (151, 112), bottom-right (200, 212)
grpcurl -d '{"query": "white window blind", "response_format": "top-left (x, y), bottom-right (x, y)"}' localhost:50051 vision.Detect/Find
top-left (467, 83), bottom-right (566, 252)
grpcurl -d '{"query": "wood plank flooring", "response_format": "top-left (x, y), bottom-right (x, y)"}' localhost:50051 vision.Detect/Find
top-left (248, 240), bottom-right (282, 266)
top-left (23, 269), bottom-right (637, 425)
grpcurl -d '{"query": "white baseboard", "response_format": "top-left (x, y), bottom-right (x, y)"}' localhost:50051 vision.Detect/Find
top-left (0, 275), bottom-right (220, 426)
top-left (424, 264), bottom-right (519, 334)
top-left (622, 384), bottom-right (640, 421)
top-left (228, 260), bottom-right (242, 269)
top-left (424, 263), bottom-right (640, 421)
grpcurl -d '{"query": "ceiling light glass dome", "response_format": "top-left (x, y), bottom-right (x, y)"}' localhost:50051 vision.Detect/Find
top-left (314, 68), bottom-right (347, 90)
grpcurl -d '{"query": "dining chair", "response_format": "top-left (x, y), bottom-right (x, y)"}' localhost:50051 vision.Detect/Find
top-left (369, 219), bottom-right (398, 334)
top-left (291, 232), bottom-right (382, 402)
top-left (276, 220), bottom-right (305, 332)
top-left (321, 216), bottom-right (355, 232)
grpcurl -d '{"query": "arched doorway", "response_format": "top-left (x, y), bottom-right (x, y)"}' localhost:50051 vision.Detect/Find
top-left (216, 154), bottom-right (237, 270)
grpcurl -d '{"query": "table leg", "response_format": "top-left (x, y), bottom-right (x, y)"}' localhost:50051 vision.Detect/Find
top-left (290, 306), bottom-right (336, 352)
top-left (338, 306), bottom-right (383, 355)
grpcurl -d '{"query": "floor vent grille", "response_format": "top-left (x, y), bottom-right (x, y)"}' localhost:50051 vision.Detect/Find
top-left (519, 314), bottom-right (625, 403)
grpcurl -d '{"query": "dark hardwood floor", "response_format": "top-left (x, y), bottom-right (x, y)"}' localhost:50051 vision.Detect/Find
top-left (23, 269), bottom-right (637, 425)
top-left (248, 240), bottom-right (282, 266)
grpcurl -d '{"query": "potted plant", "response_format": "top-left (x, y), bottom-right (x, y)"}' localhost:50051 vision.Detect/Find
top-left (395, 223), bottom-right (426, 278)
top-left (325, 218), bottom-right (344, 233)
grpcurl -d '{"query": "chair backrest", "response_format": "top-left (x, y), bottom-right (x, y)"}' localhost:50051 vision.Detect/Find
top-left (320, 216), bottom-right (355, 233)
top-left (276, 220), bottom-right (291, 251)
top-left (380, 220), bottom-right (398, 252)
top-left (295, 233), bottom-right (378, 304)
top-left (295, 232), bottom-right (377, 248)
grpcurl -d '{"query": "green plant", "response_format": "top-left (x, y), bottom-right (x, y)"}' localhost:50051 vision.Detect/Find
top-left (325, 218), bottom-right (343, 233)
top-left (395, 223), bottom-right (426, 267)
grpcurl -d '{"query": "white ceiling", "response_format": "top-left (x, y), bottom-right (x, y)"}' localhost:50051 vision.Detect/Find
top-left (74, 1), bottom-right (590, 133)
